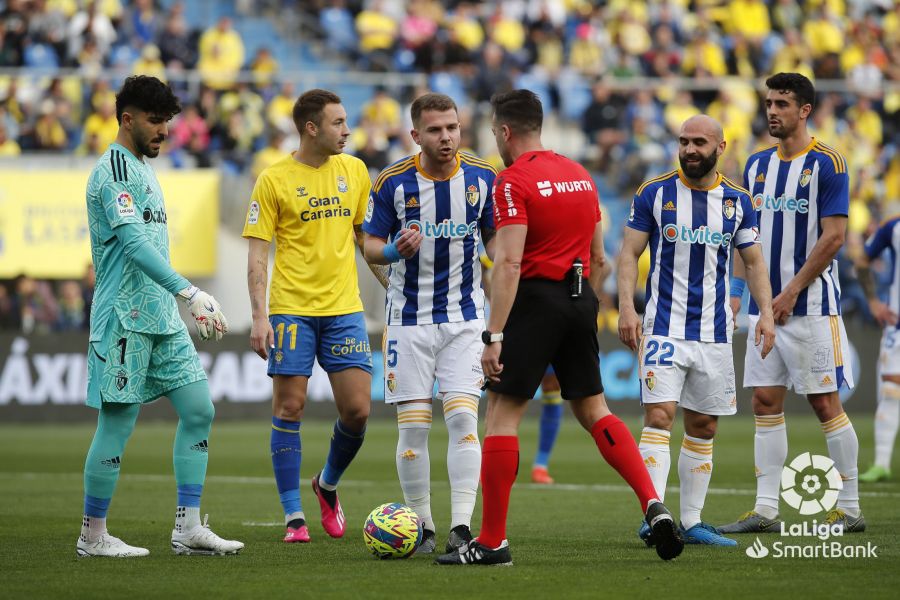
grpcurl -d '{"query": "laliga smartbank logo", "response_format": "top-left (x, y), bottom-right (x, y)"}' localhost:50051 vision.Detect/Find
top-left (744, 453), bottom-right (877, 560)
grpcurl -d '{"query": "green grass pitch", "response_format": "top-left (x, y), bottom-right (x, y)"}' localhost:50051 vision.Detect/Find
top-left (2, 414), bottom-right (898, 599)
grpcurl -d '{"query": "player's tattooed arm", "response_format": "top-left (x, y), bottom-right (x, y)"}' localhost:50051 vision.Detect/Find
top-left (247, 238), bottom-right (274, 359)
top-left (856, 255), bottom-right (898, 326)
top-left (355, 224), bottom-right (390, 290)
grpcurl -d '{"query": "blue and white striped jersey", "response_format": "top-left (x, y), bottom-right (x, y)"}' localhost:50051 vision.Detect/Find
top-left (627, 170), bottom-right (758, 343)
top-left (743, 139), bottom-right (849, 317)
top-left (865, 216), bottom-right (900, 330)
top-left (363, 152), bottom-right (496, 325)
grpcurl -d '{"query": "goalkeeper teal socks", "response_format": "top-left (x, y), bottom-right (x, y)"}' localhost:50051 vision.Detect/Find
top-left (169, 380), bottom-right (214, 489)
top-left (83, 402), bottom-right (141, 515)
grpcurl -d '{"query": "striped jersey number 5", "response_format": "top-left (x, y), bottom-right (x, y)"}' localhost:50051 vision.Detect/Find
top-left (644, 339), bottom-right (674, 366)
top-left (275, 322), bottom-right (297, 351)
top-left (386, 340), bottom-right (398, 368)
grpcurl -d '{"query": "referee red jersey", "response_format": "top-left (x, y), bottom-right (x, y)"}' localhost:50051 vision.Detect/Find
top-left (492, 150), bottom-right (601, 281)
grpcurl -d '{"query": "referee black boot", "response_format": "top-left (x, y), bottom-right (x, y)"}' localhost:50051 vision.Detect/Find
top-left (645, 500), bottom-right (684, 561)
top-left (434, 539), bottom-right (512, 566)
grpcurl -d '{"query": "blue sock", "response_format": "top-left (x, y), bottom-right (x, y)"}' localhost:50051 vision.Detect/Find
top-left (84, 495), bottom-right (111, 518)
top-left (535, 400), bottom-right (563, 467)
top-left (321, 419), bottom-right (365, 488)
top-left (177, 484), bottom-right (203, 508)
top-left (271, 417), bottom-right (302, 516)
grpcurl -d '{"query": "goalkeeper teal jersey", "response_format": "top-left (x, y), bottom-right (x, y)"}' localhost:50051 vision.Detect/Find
top-left (86, 143), bottom-right (182, 341)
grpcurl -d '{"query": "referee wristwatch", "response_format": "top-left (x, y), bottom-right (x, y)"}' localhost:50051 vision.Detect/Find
top-left (482, 331), bottom-right (504, 344)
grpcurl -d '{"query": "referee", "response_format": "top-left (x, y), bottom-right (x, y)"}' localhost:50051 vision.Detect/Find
top-left (436, 90), bottom-right (684, 566)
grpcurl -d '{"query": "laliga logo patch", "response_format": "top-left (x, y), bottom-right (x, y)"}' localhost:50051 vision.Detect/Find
top-left (780, 452), bottom-right (843, 515)
top-left (247, 201), bottom-right (260, 225)
top-left (628, 200), bottom-right (635, 222)
top-left (536, 180), bottom-right (552, 197)
top-left (723, 198), bottom-right (735, 220)
top-left (466, 184), bottom-right (479, 206)
top-left (364, 196), bottom-right (374, 223)
top-left (116, 191), bottom-right (135, 217)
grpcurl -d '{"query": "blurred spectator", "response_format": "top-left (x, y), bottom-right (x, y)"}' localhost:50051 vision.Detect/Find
top-left (266, 81), bottom-right (296, 133)
top-left (28, 0), bottom-right (68, 62)
top-left (198, 16), bottom-right (244, 90)
top-left (0, 119), bottom-right (20, 155)
top-left (80, 94), bottom-right (117, 154)
top-left (249, 47), bottom-right (279, 91)
top-left (0, 0), bottom-right (29, 66)
top-left (121, 0), bottom-right (162, 46)
top-left (66, 1), bottom-right (117, 65)
top-left (29, 99), bottom-right (67, 151)
top-left (360, 86), bottom-right (402, 143)
top-left (55, 280), bottom-right (87, 331)
top-left (471, 42), bottom-right (513, 103)
top-left (320, 0), bottom-right (356, 56)
top-left (157, 11), bottom-right (196, 68)
top-left (12, 275), bottom-right (58, 334)
top-left (355, 0), bottom-right (398, 71)
top-left (447, 2), bottom-right (484, 53)
top-left (250, 129), bottom-right (286, 179)
top-left (582, 80), bottom-right (628, 171)
top-left (169, 103), bottom-right (212, 168)
top-left (132, 43), bottom-right (166, 81)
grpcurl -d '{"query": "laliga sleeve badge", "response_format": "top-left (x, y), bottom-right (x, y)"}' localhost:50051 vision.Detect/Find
top-left (365, 195), bottom-right (374, 223)
top-left (247, 200), bottom-right (260, 225)
top-left (116, 191), bottom-right (135, 217)
top-left (644, 370), bottom-right (656, 391)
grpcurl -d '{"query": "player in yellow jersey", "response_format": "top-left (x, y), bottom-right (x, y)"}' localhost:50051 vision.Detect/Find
top-left (243, 89), bottom-right (389, 543)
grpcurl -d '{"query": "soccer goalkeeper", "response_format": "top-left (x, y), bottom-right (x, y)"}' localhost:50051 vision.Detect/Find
top-left (77, 75), bottom-right (242, 557)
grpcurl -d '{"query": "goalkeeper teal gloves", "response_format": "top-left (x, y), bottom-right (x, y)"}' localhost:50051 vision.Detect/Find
top-left (178, 285), bottom-right (228, 341)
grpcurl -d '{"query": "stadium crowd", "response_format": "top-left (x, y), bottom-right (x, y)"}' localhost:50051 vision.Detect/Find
top-left (1, 0), bottom-right (899, 332)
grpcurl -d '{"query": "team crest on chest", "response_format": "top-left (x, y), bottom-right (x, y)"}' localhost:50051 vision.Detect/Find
top-left (466, 184), bottom-right (479, 206)
top-left (337, 175), bottom-right (348, 193)
top-left (644, 370), bottom-right (656, 391)
top-left (799, 168), bottom-right (812, 188)
top-left (723, 198), bottom-right (735, 220)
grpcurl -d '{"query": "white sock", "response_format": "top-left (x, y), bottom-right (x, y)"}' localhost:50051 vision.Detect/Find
top-left (175, 506), bottom-right (201, 533)
top-left (678, 435), bottom-right (713, 529)
top-left (875, 381), bottom-right (900, 470)
top-left (638, 427), bottom-right (671, 502)
top-left (822, 413), bottom-right (860, 516)
top-left (753, 413), bottom-right (786, 519)
top-left (397, 402), bottom-right (434, 532)
top-left (284, 511), bottom-right (306, 526)
top-left (80, 515), bottom-right (107, 542)
top-left (443, 395), bottom-right (481, 529)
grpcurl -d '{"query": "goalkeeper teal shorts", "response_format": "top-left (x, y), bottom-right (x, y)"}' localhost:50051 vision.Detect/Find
top-left (86, 316), bottom-right (206, 408)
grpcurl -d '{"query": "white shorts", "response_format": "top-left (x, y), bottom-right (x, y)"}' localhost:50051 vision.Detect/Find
top-left (879, 327), bottom-right (900, 376)
top-left (382, 319), bottom-right (484, 404)
top-left (639, 335), bottom-right (737, 416)
top-left (744, 314), bottom-right (854, 394)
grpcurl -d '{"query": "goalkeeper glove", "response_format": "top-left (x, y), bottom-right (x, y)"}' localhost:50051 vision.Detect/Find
top-left (178, 285), bottom-right (228, 341)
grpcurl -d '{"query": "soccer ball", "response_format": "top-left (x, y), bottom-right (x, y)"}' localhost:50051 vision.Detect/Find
top-left (363, 502), bottom-right (423, 559)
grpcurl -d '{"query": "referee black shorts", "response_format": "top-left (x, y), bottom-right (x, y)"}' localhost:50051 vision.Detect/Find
top-left (491, 278), bottom-right (603, 401)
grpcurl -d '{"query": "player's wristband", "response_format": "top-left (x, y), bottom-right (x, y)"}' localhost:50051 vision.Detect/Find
top-left (730, 277), bottom-right (746, 298)
top-left (383, 242), bottom-right (402, 263)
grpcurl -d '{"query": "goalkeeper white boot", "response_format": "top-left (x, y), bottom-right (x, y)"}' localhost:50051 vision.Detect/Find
top-left (76, 533), bottom-right (149, 558)
top-left (171, 514), bottom-right (244, 556)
